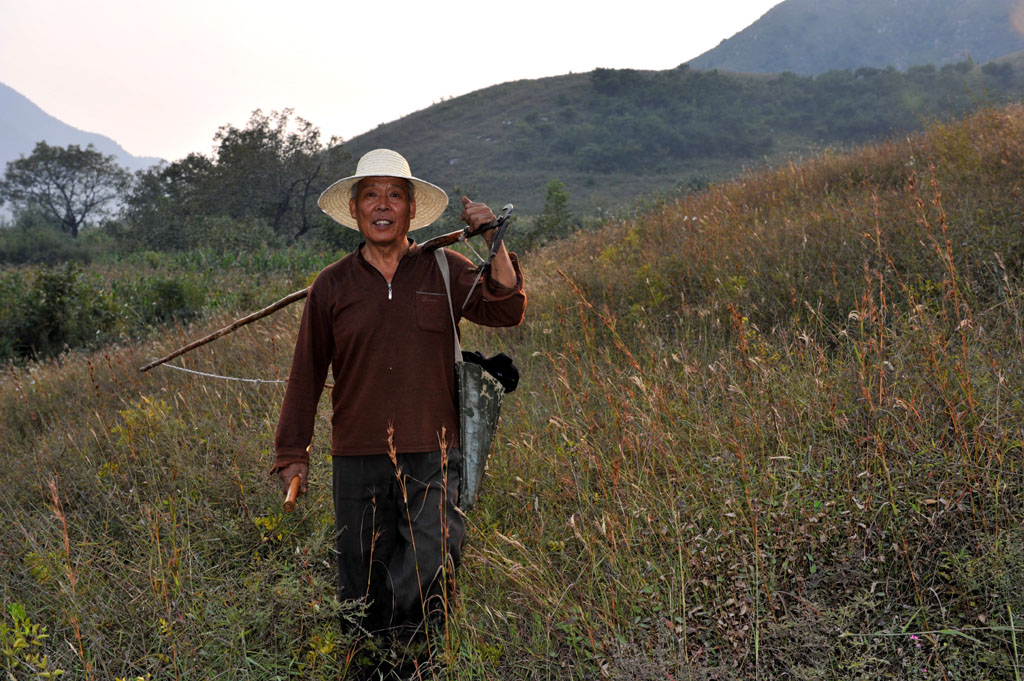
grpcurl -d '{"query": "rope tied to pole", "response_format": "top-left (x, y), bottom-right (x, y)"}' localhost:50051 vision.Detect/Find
top-left (158, 363), bottom-right (287, 385)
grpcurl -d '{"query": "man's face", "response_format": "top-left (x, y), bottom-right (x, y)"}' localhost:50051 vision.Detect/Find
top-left (349, 177), bottom-right (416, 248)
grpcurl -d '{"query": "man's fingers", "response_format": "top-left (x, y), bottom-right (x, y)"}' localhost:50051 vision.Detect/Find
top-left (278, 463), bottom-right (309, 494)
top-left (461, 195), bottom-right (496, 229)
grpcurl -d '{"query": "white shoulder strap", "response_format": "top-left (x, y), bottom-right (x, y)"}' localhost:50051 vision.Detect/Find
top-left (433, 249), bottom-right (462, 359)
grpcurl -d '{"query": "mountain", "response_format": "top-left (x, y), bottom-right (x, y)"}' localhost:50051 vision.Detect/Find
top-left (342, 59), bottom-right (1022, 219)
top-left (689, 0), bottom-right (1024, 75)
top-left (0, 82), bottom-right (162, 173)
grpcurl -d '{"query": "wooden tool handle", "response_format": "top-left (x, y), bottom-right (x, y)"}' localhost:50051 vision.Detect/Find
top-left (139, 287), bottom-right (309, 372)
top-left (283, 475), bottom-right (301, 512)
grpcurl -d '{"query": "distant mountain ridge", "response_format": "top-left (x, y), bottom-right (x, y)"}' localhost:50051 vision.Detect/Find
top-left (689, 0), bottom-right (1024, 75)
top-left (343, 61), bottom-right (1021, 219)
top-left (0, 82), bottom-right (162, 173)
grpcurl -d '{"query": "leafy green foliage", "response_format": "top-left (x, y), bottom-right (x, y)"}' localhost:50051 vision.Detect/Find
top-left (0, 209), bottom-right (115, 264)
top-left (0, 264), bottom-right (120, 360)
top-left (0, 603), bottom-right (64, 678)
top-left (0, 111), bottom-right (355, 259)
top-left (130, 278), bottom-right (206, 326)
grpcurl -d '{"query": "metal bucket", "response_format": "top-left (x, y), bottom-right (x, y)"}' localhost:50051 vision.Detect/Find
top-left (456, 360), bottom-right (504, 510)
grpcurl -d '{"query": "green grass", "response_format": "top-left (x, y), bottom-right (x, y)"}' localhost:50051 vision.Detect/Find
top-left (2, 105), bottom-right (1024, 679)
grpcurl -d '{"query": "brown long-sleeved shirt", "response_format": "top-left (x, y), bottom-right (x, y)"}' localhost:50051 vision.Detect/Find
top-left (272, 241), bottom-right (525, 468)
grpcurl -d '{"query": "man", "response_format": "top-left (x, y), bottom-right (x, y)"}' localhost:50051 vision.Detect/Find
top-left (271, 148), bottom-right (526, 639)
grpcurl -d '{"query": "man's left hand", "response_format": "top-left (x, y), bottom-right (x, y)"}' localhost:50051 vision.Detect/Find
top-left (461, 196), bottom-right (497, 242)
top-left (461, 195), bottom-right (515, 288)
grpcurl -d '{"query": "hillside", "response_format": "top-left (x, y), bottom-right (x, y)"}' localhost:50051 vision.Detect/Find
top-left (344, 60), bottom-right (1022, 220)
top-left (1, 104), bottom-right (1022, 679)
top-left (997, 47), bottom-right (1024, 68)
top-left (0, 81), bottom-right (162, 173)
top-left (690, 0), bottom-right (1024, 75)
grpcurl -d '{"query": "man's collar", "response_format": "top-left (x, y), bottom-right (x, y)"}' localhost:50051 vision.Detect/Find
top-left (355, 237), bottom-right (418, 262)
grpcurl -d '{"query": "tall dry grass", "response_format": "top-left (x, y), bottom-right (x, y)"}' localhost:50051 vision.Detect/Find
top-left (1, 105), bottom-right (1022, 679)
top-left (458, 105), bottom-right (1024, 679)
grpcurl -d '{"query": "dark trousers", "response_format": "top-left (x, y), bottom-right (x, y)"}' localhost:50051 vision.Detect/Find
top-left (332, 449), bottom-right (465, 637)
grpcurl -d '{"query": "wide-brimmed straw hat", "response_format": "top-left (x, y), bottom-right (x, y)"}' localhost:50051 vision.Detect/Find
top-left (318, 149), bottom-right (449, 231)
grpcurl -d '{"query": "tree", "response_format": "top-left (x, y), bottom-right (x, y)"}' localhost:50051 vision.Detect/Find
top-left (0, 142), bottom-right (131, 238)
top-left (210, 109), bottom-right (350, 242)
top-left (124, 110), bottom-right (350, 249)
top-left (533, 179), bottom-right (574, 245)
top-left (122, 153), bottom-right (219, 250)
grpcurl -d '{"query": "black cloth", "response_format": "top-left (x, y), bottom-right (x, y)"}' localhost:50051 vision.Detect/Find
top-left (461, 350), bottom-right (519, 393)
top-left (332, 449), bottom-right (465, 637)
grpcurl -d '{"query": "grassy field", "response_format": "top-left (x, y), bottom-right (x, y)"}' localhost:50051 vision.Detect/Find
top-left (2, 104), bottom-right (1023, 679)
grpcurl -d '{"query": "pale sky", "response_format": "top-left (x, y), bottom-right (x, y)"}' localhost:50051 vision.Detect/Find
top-left (0, 0), bottom-right (782, 162)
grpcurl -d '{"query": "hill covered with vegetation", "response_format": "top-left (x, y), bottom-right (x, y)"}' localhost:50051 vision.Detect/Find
top-left (2, 103), bottom-right (1022, 679)
top-left (690, 0), bottom-right (1024, 75)
top-left (345, 60), bottom-right (1022, 218)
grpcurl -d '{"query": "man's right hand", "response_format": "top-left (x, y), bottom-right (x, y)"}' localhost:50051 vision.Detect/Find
top-left (277, 462), bottom-right (309, 495)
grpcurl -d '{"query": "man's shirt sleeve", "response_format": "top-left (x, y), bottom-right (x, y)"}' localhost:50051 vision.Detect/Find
top-left (451, 250), bottom-right (526, 327)
top-left (271, 275), bottom-right (334, 472)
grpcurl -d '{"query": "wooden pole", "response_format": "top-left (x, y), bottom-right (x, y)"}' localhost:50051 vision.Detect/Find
top-left (283, 475), bottom-right (301, 512)
top-left (138, 206), bottom-right (511, 373)
top-left (420, 226), bottom-right (473, 252)
top-left (138, 287), bottom-right (310, 372)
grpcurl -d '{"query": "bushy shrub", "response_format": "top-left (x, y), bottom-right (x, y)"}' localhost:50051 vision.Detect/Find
top-left (138, 278), bottom-right (206, 325)
top-left (0, 211), bottom-right (108, 264)
top-left (0, 264), bottom-right (121, 361)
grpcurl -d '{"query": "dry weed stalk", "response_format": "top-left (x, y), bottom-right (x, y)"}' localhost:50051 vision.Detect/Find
top-left (47, 477), bottom-right (93, 681)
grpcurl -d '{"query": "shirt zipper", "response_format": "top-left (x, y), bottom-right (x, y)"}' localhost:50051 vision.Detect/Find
top-left (361, 244), bottom-right (409, 300)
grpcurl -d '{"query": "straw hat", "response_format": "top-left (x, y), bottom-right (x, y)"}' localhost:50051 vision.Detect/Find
top-left (318, 149), bottom-right (449, 231)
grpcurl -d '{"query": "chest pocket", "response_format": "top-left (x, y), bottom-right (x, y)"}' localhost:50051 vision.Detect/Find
top-left (416, 291), bottom-right (450, 333)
